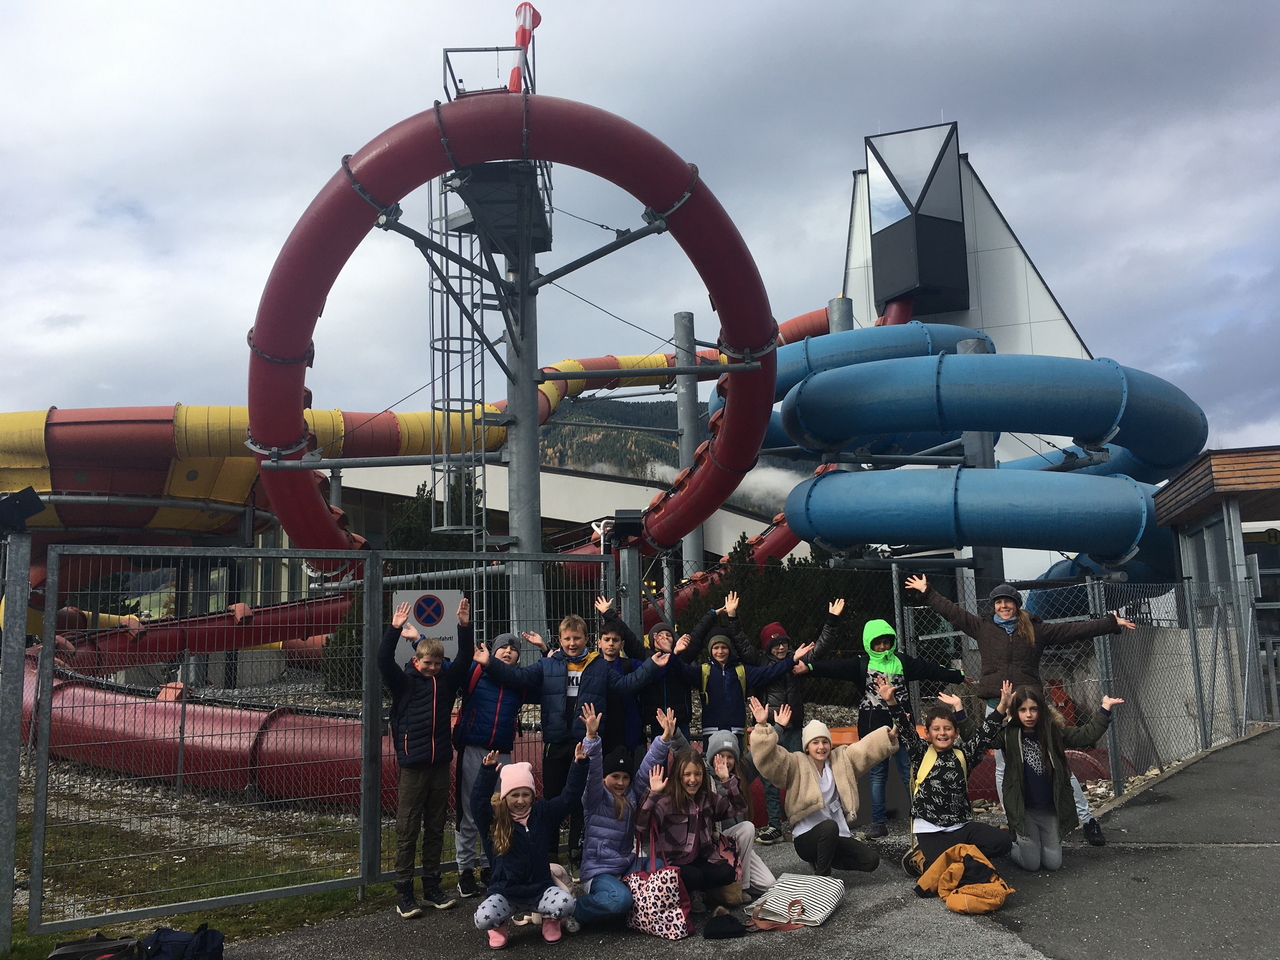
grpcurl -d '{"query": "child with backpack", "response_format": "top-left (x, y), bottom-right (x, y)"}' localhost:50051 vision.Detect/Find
top-left (798, 618), bottom-right (965, 837)
top-left (730, 596), bottom-right (842, 844)
top-left (637, 619), bottom-right (703, 742)
top-left (575, 704), bottom-right (683, 926)
top-left (594, 596), bottom-right (656, 764)
top-left (635, 745), bottom-right (746, 915)
top-left (472, 742), bottom-right (589, 948)
top-left (748, 696), bottom-right (897, 876)
top-left (453, 627), bottom-right (528, 899)
top-left (377, 598), bottom-right (474, 917)
top-left (1000, 684), bottom-right (1124, 871)
top-left (476, 614), bottom-right (668, 866)
top-left (877, 677), bottom-right (1015, 871)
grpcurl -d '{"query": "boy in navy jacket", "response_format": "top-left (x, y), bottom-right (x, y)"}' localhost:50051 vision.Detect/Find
top-left (593, 596), bottom-right (655, 764)
top-left (476, 613), bottom-right (669, 862)
top-left (378, 598), bottom-right (474, 917)
top-left (453, 626), bottom-right (527, 899)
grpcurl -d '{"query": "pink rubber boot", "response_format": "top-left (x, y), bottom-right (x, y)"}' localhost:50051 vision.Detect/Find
top-left (487, 924), bottom-right (509, 950)
top-left (541, 918), bottom-right (562, 943)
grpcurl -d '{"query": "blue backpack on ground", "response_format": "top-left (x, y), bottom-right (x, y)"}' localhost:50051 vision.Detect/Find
top-left (141, 923), bottom-right (224, 960)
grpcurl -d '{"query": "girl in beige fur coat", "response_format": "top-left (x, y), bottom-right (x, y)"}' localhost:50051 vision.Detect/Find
top-left (748, 697), bottom-right (898, 875)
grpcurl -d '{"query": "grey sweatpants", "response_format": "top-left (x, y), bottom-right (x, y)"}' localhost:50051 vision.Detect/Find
top-left (1010, 808), bottom-right (1064, 871)
top-left (455, 744), bottom-right (512, 871)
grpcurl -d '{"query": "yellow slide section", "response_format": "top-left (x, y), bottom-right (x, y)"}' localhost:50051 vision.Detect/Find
top-left (396, 405), bottom-right (506, 456)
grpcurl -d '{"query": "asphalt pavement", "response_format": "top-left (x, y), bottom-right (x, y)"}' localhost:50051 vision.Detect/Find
top-left (226, 727), bottom-right (1279, 960)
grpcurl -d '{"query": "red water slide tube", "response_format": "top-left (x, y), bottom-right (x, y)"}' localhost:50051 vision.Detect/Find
top-left (248, 91), bottom-right (776, 554)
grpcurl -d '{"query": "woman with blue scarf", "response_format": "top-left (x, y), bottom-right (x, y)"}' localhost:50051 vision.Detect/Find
top-left (904, 575), bottom-right (1134, 846)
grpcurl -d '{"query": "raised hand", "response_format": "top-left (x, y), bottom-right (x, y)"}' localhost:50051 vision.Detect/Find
top-left (722, 590), bottom-right (740, 618)
top-left (905, 574), bottom-right (928, 594)
top-left (674, 634), bottom-right (691, 656)
top-left (937, 691), bottom-right (962, 710)
top-left (713, 752), bottom-right (732, 783)
top-left (456, 596), bottom-right (470, 627)
top-left (874, 676), bottom-right (898, 705)
top-left (482, 749), bottom-right (501, 767)
top-left (522, 630), bottom-right (547, 653)
top-left (656, 707), bottom-right (678, 742)
top-left (392, 601), bottom-right (411, 628)
top-left (581, 702), bottom-right (602, 739)
top-left (774, 703), bottom-right (793, 728)
top-left (652, 649), bottom-right (671, 668)
top-left (748, 696), bottom-right (769, 726)
top-left (829, 598), bottom-right (845, 617)
top-left (1112, 613), bottom-right (1136, 630)
top-left (1101, 695), bottom-right (1125, 710)
top-left (649, 765), bottom-right (667, 794)
top-left (594, 596), bottom-right (614, 615)
top-left (575, 741), bottom-right (589, 762)
top-left (793, 641), bottom-right (815, 661)
top-left (997, 679), bottom-right (1015, 714)
top-left (474, 642), bottom-right (491, 667)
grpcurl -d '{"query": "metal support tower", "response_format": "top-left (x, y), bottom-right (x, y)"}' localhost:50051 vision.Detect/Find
top-left (958, 337), bottom-right (1005, 587)
top-left (674, 312), bottom-right (704, 577)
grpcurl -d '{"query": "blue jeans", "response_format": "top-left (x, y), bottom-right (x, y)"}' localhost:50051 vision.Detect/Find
top-left (763, 726), bottom-right (802, 828)
top-left (573, 873), bottom-right (633, 925)
top-left (868, 740), bottom-right (911, 823)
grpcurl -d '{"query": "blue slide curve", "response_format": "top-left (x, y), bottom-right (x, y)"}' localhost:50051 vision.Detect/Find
top-left (715, 322), bottom-right (1207, 582)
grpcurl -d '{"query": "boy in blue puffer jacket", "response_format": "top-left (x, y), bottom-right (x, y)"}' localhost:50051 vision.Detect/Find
top-left (475, 613), bottom-right (670, 863)
top-left (454, 628), bottom-right (528, 900)
top-left (378, 598), bottom-right (474, 918)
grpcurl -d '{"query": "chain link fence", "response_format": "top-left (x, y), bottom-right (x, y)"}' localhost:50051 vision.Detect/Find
top-left (6, 542), bottom-right (1269, 935)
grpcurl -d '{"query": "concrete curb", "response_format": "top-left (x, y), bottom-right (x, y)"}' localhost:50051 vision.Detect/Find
top-left (1092, 721), bottom-right (1279, 821)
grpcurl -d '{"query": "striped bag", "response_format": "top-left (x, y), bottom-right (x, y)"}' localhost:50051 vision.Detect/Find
top-left (751, 873), bottom-right (845, 928)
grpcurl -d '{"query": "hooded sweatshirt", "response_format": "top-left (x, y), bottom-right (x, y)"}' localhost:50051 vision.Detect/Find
top-left (803, 619), bottom-right (964, 737)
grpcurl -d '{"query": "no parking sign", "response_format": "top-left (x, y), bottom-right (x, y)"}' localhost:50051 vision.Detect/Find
top-left (391, 589), bottom-right (463, 667)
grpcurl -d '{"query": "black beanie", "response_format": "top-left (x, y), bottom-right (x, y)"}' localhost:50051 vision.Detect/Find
top-left (602, 745), bottom-right (634, 778)
top-left (988, 583), bottom-right (1022, 609)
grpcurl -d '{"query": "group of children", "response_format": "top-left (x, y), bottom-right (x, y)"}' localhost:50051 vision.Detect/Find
top-left (377, 579), bottom-right (1130, 946)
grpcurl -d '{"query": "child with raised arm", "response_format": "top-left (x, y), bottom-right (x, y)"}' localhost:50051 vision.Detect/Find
top-left (635, 743), bottom-right (746, 915)
top-left (476, 615), bottom-right (668, 865)
top-left (1000, 685), bottom-right (1125, 871)
top-left (904, 573), bottom-right (1134, 845)
top-left (592, 596), bottom-right (654, 764)
top-left (878, 677), bottom-right (1014, 871)
top-left (377, 599), bottom-right (474, 917)
top-left (575, 705), bottom-right (683, 926)
top-left (748, 696), bottom-right (897, 876)
top-left (703, 730), bottom-right (775, 900)
top-left (797, 617), bottom-right (964, 838)
top-left (471, 743), bottom-right (589, 948)
top-left (731, 596), bottom-right (843, 844)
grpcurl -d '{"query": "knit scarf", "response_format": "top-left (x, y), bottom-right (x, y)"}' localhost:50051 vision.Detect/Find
top-left (993, 613), bottom-right (1018, 635)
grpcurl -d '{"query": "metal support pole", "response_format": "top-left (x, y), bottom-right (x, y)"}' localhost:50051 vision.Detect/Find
top-left (1184, 582), bottom-right (1211, 750)
top-left (958, 338), bottom-right (1004, 588)
top-left (1087, 577), bottom-right (1124, 797)
top-left (0, 531), bottom-right (33, 955)
top-left (674, 312), bottom-right (704, 577)
top-left (360, 554), bottom-right (384, 893)
top-left (891, 562), bottom-right (904, 648)
top-left (828, 296), bottom-right (854, 334)
top-left (505, 167), bottom-right (547, 635)
top-left (619, 545), bottom-right (642, 636)
top-left (662, 556), bottom-right (677, 626)
top-left (329, 467), bottom-right (343, 509)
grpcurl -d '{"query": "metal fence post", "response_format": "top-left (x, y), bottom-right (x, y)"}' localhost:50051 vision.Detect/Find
top-left (0, 531), bottom-right (33, 955)
top-left (360, 553), bottom-right (385, 896)
top-left (618, 545), bottom-right (642, 636)
top-left (1184, 581), bottom-right (1211, 750)
top-left (1086, 577), bottom-right (1125, 796)
top-left (891, 562), bottom-right (904, 649)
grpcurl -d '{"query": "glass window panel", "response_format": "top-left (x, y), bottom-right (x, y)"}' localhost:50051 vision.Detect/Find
top-left (918, 129), bottom-right (963, 222)
top-left (868, 124), bottom-right (952, 207)
top-left (1257, 606), bottom-right (1280, 637)
top-left (867, 148), bottom-right (910, 234)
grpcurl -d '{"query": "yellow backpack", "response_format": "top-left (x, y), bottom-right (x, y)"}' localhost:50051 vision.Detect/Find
top-left (701, 662), bottom-right (747, 699)
top-left (909, 745), bottom-right (968, 796)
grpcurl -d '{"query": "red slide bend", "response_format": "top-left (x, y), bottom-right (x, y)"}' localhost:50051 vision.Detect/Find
top-left (248, 92), bottom-right (776, 553)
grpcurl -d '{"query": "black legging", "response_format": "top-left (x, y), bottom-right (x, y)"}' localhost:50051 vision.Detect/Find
top-left (792, 819), bottom-right (879, 875)
top-left (541, 742), bottom-right (584, 856)
top-left (676, 856), bottom-right (736, 892)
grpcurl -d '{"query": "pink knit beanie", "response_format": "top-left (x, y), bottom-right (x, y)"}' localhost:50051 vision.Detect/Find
top-left (498, 761), bottom-right (536, 799)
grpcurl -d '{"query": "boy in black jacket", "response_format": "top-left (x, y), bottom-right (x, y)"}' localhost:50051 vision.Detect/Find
top-left (799, 618), bottom-right (965, 837)
top-left (378, 598), bottom-right (474, 917)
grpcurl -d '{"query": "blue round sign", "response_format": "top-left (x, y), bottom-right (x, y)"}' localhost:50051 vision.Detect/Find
top-left (414, 594), bottom-right (446, 628)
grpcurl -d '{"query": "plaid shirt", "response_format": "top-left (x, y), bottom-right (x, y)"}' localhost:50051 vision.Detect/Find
top-left (635, 776), bottom-right (745, 866)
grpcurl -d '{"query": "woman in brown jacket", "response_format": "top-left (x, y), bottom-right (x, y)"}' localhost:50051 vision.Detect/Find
top-left (904, 575), bottom-right (1134, 845)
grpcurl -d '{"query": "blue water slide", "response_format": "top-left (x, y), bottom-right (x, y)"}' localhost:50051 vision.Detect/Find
top-left (712, 322), bottom-right (988, 456)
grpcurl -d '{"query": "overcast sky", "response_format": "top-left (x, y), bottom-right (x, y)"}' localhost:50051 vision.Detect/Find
top-left (2, 0), bottom-right (1277, 452)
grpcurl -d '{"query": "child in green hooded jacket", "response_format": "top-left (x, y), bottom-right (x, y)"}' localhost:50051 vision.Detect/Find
top-left (798, 619), bottom-right (965, 837)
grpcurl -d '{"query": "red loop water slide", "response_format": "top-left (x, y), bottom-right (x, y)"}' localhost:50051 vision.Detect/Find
top-left (248, 91), bottom-right (776, 555)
